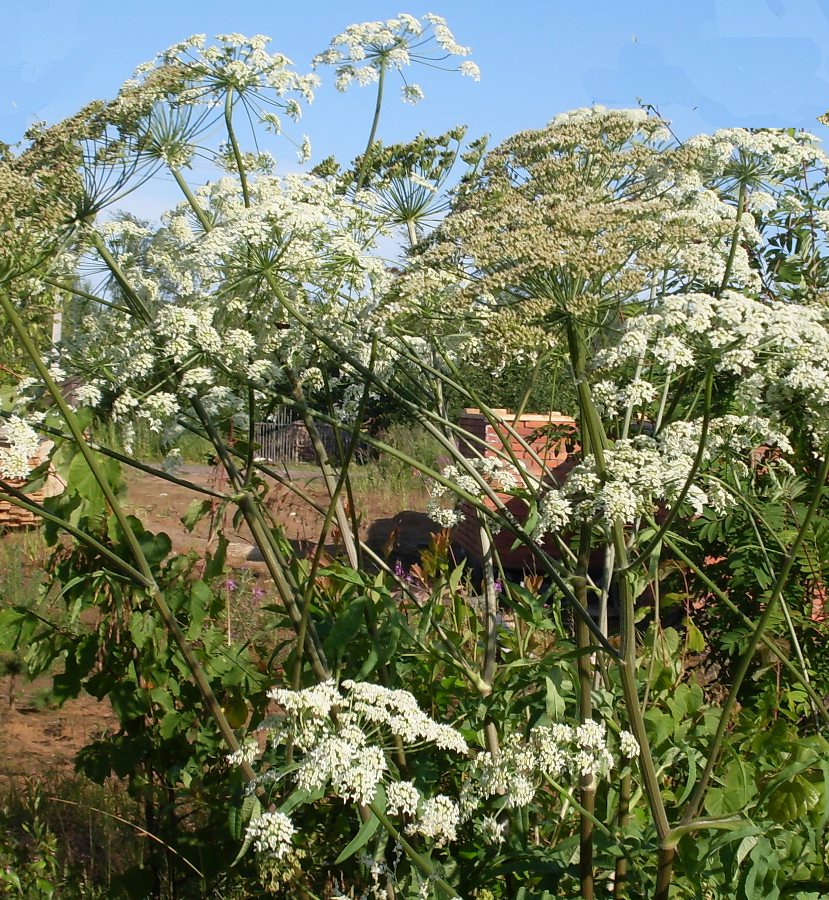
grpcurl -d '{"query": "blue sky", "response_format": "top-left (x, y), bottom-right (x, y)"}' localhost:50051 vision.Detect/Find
top-left (6, 0), bottom-right (829, 219)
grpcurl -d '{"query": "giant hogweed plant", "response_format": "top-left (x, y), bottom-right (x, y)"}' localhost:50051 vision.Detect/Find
top-left (1, 12), bottom-right (829, 898)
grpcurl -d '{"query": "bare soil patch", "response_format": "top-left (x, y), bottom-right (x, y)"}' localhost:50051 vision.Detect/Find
top-left (0, 463), bottom-right (437, 780)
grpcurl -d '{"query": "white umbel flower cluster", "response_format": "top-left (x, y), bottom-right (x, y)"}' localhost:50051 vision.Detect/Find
top-left (407, 794), bottom-right (459, 847)
top-left (262, 679), bottom-right (468, 810)
top-left (0, 415), bottom-right (41, 480)
top-left (596, 292), bottom-right (829, 446)
top-left (534, 413), bottom-right (795, 534)
top-left (226, 736), bottom-right (259, 769)
top-left (313, 13), bottom-right (478, 101)
top-left (460, 720), bottom-right (626, 818)
top-left (426, 457), bottom-right (521, 529)
top-left (245, 810), bottom-right (295, 860)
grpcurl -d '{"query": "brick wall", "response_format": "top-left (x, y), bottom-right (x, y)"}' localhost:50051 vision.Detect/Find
top-left (452, 409), bottom-right (579, 572)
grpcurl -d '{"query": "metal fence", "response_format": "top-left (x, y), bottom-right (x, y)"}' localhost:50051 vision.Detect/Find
top-left (253, 409), bottom-right (343, 464)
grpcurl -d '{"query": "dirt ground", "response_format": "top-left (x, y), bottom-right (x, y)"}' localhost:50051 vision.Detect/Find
top-left (0, 463), bottom-right (439, 783)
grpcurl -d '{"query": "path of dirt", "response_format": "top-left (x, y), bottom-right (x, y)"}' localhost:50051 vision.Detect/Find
top-left (0, 464), bottom-right (438, 781)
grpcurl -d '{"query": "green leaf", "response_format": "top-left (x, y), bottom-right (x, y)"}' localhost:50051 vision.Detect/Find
top-left (182, 499), bottom-right (212, 533)
top-left (205, 534), bottom-right (228, 579)
top-left (139, 530), bottom-right (172, 566)
top-left (334, 801), bottom-right (382, 863)
top-left (279, 784), bottom-right (323, 815)
top-left (685, 616), bottom-right (706, 653)
top-left (675, 744), bottom-right (698, 805)
top-left (447, 560), bottom-right (466, 593)
top-left (324, 596), bottom-right (369, 658)
top-left (545, 675), bottom-right (566, 720)
top-left (324, 565), bottom-right (367, 587)
top-left (767, 775), bottom-right (822, 824)
top-left (230, 796), bottom-right (262, 865)
top-left (0, 606), bottom-right (39, 650)
top-left (159, 711), bottom-right (181, 740)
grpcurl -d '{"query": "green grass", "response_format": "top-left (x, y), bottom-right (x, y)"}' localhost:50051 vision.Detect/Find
top-left (0, 773), bottom-right (143, 898)
top-left (347, 423), bottom-right (442, 504)
top-left (0, 530), bottom-right (47, 608)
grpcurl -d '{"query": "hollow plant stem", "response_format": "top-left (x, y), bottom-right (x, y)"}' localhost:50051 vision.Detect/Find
top-left (682, 442), bottom-right (829, 823)
top-left (286, 370), bottom-right (360, 570)
top-left (355, 61), bottom-right (387, 192)
top-left (224, 90), bottom-right (251, 208)
top-left (170, 167), bottom-right (213, 232)
top-left (191, 398), bottom-right (330, 682)
top-left (566, 321), bottom-right (674, 897)
top-left (0, 289), bottom-right (253, 779)
top-left (613, 772), bottom-right (632, 898)
top-left (575, 521), bottom-right (595, 900)
top-left (718, 178), bottom-right (747, 297)
top-left (479, 520), bottom-right (501, 758)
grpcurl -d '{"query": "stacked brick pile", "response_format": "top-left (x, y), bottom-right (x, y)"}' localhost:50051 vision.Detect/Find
top-left (452, 409), bottom-right (579, 571)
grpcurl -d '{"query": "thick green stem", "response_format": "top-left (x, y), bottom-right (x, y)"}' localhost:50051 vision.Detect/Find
top-left (224, 90), bottom-right (251, 208)
top-left (479, 521), bottom-right (501, 759)
top-left (0, 289), bottom-right (251, 778)
top-left (575, 521), bottom-right (595, 900)
top-left (291, 356), bottom-right (376, 689)
top-left (42, 277), bottom-right (131, 314)
top-left (718, 179), bottom-right (747, 297)
top-left (88, 232), bottom-right (152, 322)
top-left (479, 521), bottom-right (499, 690)
top-left (613, 772), bottom-right (632, 898)
top-left (191, 398), bottom-right (330, 682)
top-left (367, 801), bottom-right (457, 899)
top-left (655, 847), bottom-right (676, 900)
top-left (287, 371), bottom-right (360, 570)
top-left (623, 366), bottom-right (714, 573)
top-left (170, 167), bottom-right (212, 231)
top-left (682, 443), bottom-right (829, 823)
top-left (12, 416), bottom-right (229, 501)
top-left (566, 321), bottom-right (674, 893)
top-left (355, 62), bottom-right (386, 192)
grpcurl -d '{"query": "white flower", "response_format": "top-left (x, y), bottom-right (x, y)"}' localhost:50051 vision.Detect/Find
top-left (72, 382), bottom-right (103, 409)
top-left (386, 780), bottom-right (420, 817)
top-left (478, 815), bottom-right (506, 845)
top-left (0, 416), bottom-right (41, 480)
top-left (401, 84), bottom-right (424, 104)
top-left (459, 60), bottom-right (481, 81)
top-left (535, 491), bottom-right (573, 537)
top-left (334, 744), bottom-right (386, 805)
top-left (268, 680), bottom-right (340, 718)
top-left (313, 14), bottom-right (477, 104)
top-left (245, 811), bottom-right (295, 859)
top-left (409, 795), bottom-right (459, 846)
top-left (619, 730), bottom-right (639, 758)
top-left (227, 736), bottom-right (259, 768)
